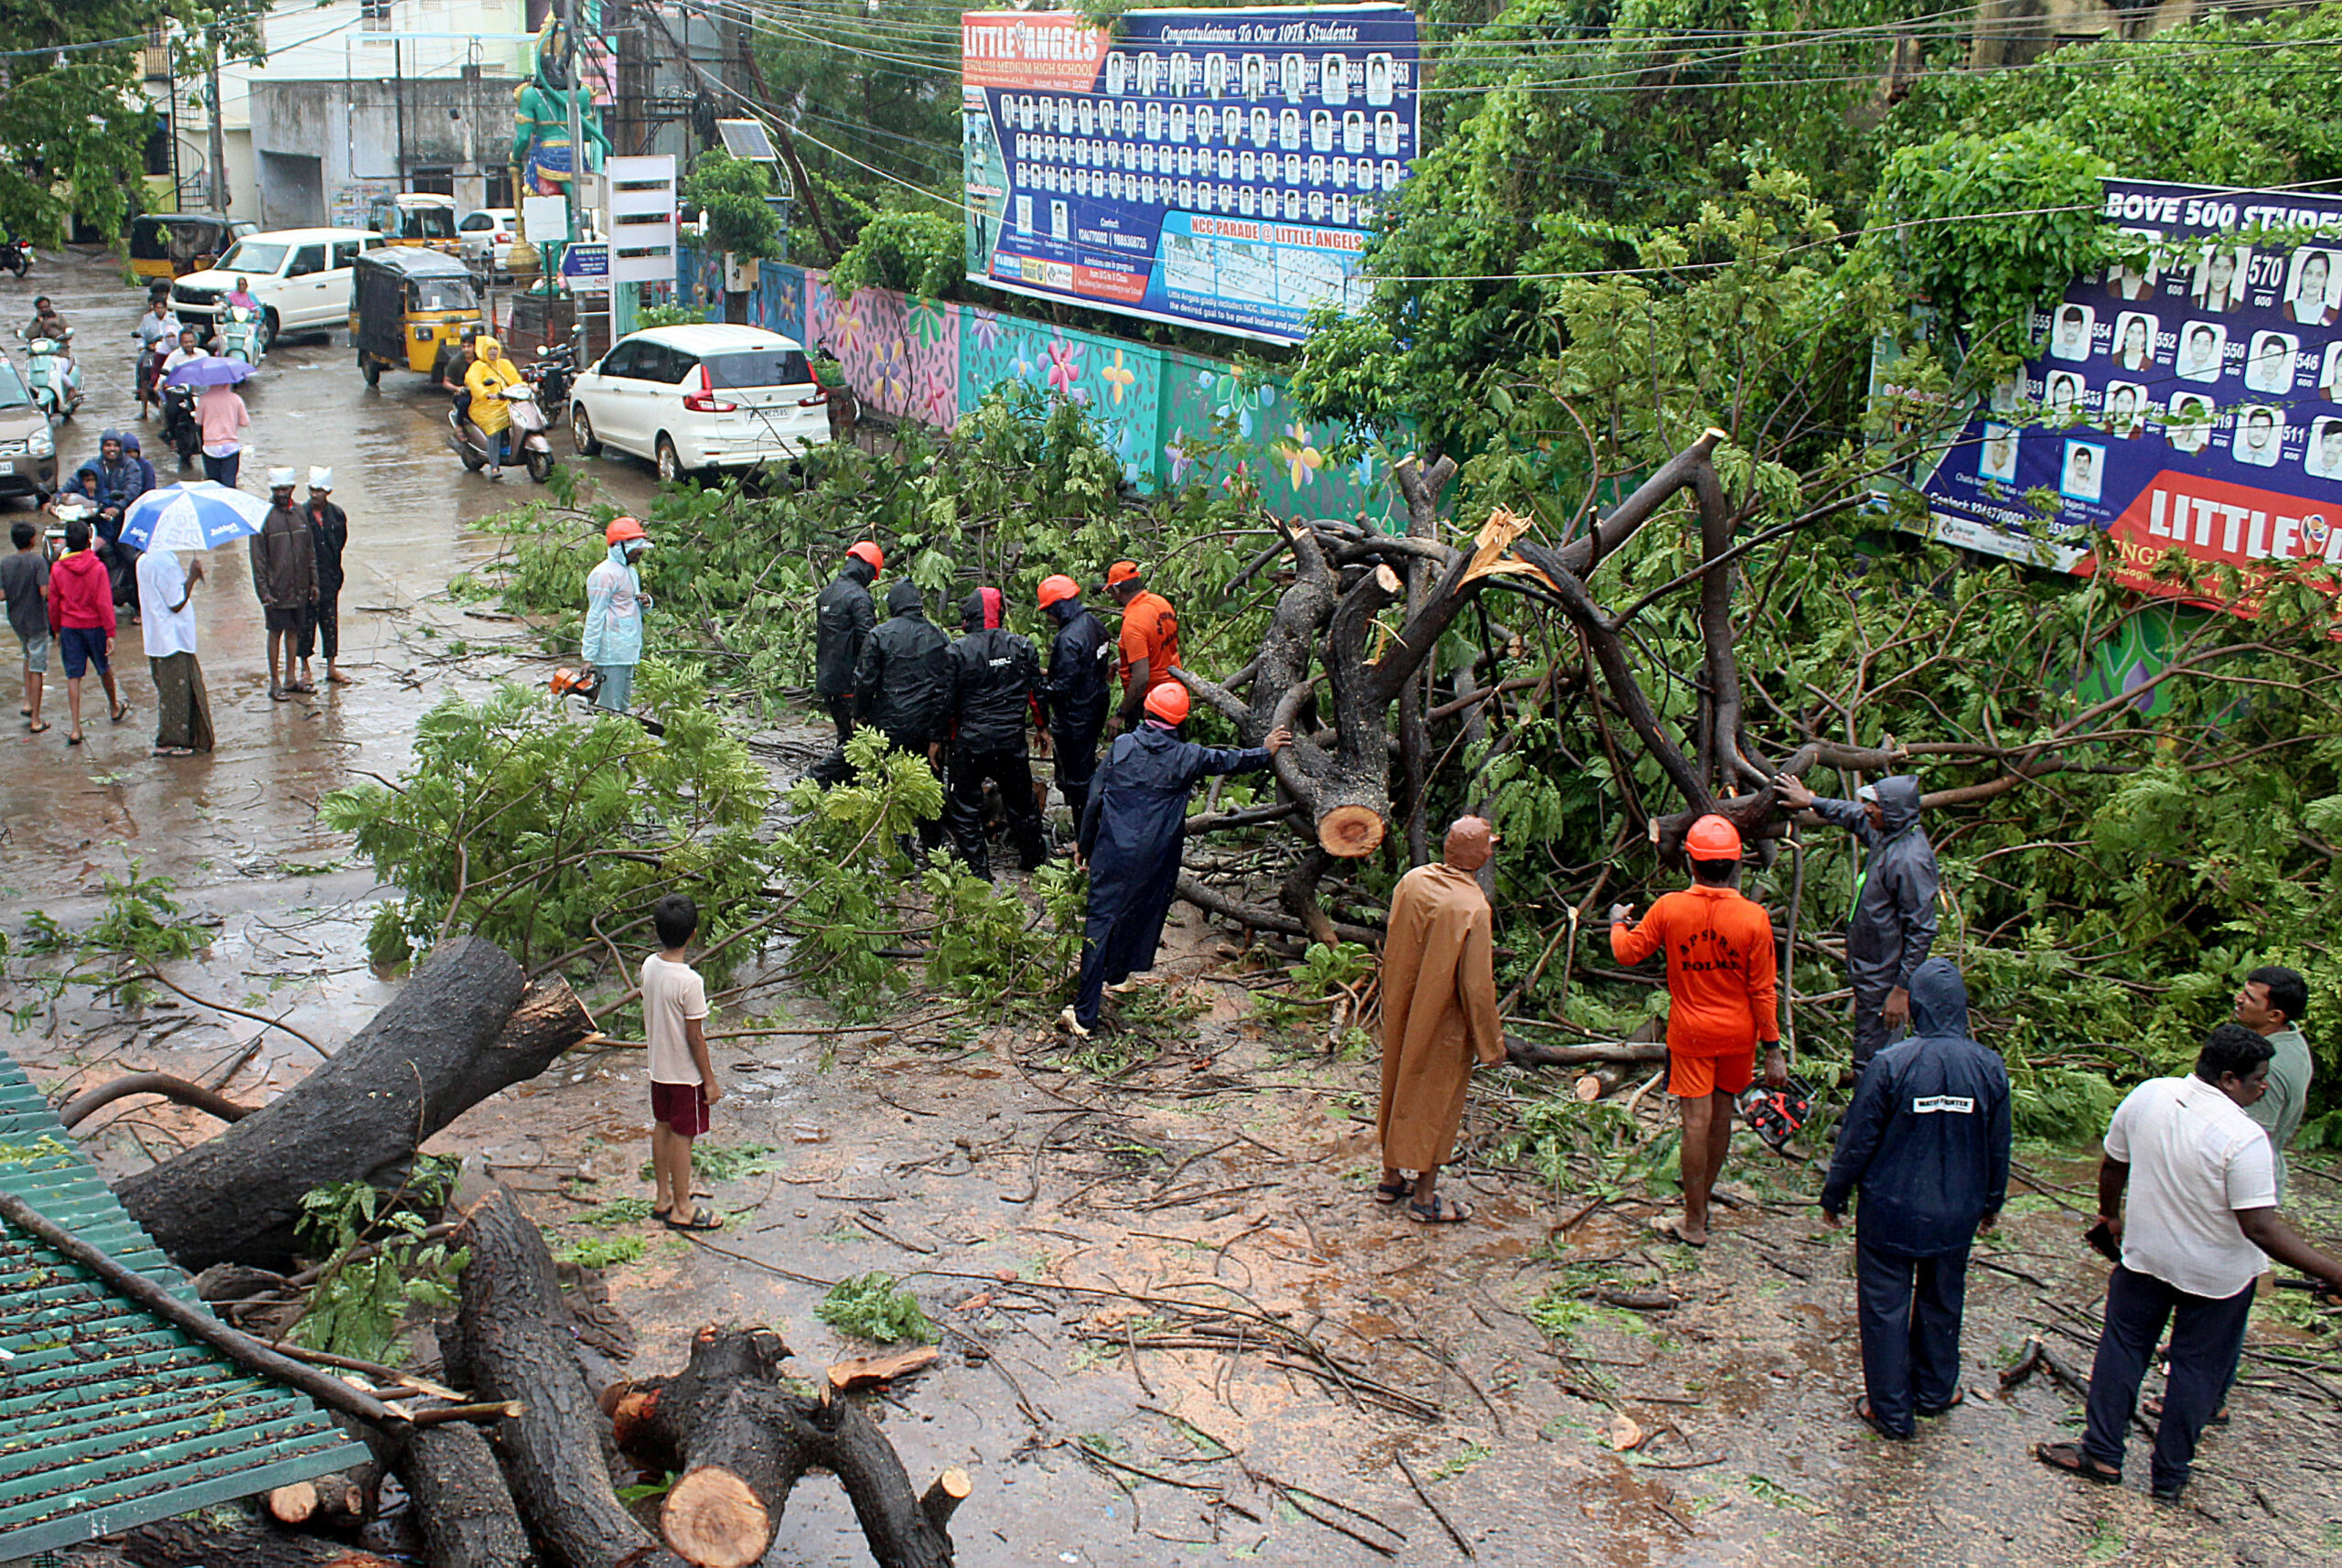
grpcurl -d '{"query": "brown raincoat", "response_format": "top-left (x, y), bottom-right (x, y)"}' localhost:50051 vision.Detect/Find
top-left (249, 504), bottom-right (317, 611)
top-left (1377, 863), bottom-right (1504, 1171)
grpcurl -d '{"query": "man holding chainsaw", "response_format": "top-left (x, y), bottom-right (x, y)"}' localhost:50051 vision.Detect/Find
top-left (582, 517), bottom-right (650, 713)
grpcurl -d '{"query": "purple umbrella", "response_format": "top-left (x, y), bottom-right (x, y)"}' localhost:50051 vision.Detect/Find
top-left (163, 354), bottom-right (253, 388)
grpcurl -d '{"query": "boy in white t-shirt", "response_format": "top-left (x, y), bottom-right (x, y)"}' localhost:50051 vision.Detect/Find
top-left (643, 894), bottom-right (722, 1230)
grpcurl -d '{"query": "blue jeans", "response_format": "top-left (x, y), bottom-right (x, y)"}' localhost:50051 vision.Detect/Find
top-left (2084, 1264), bottom-right (2253, 1496)
top-left (203, 451), bottom-right (240, 488)
top-left (1855, 1240), bottom-right (1971, 1437)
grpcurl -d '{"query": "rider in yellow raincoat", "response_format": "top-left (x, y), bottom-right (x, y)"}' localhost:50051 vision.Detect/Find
top-left (463, 336), bottom-right (526, 478)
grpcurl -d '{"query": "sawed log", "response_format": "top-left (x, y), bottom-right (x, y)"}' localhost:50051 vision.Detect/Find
top-left (118, 1520), bottom-right (398, 1568)
top-left (114, 938), bottom-right (594, 1269)
top-left (1503, 1039), bottom-right (1668, 1070)
top-left (362, 1417), bottom-right (542, 1568)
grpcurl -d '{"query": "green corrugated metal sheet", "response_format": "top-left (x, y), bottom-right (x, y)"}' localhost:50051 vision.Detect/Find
top-left (0, 1052), bottom-right (368, 1561)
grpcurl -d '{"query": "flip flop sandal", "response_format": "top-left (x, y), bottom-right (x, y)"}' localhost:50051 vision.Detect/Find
top-left (328, 671), bottom-right (356, 685)
top-left (269, 688), bottom-right (291, 702)
top-left (663, 1210), bottom-right (724, 1232)
top-left (109, 703), bottom-right (130, 723)
top-left (1373, 1176), bottom-right (1415, 1205)
top-left (27, 721), bottom-right (48, 735)
top-left (150, 746), bottom-right (194, 757)
top-left (1407, 1196), bottom-right (1470, 1224)
top-left (2035, 1442), bottom-right (2122, 1485)
top-left (287, 682), bottom-right (317, 694)
top-left (67, 733), bottom-right (82, 746)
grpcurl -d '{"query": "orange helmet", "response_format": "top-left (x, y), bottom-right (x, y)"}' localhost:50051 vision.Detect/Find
top-left (1143, 682), bottom-right (1191, 725)
top-left (847, 540), bottom-right (885, 574)
top-left (606, 516), bottom-right (647, 546)
top-left (1684, 814), bottom-right (1742, 861)
top-left (1037, 574), bottom-right (1080, 609)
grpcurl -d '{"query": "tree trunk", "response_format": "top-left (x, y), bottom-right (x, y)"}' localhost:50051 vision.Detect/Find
top-left (454, 1181), bottom-right (682, 1568)
top-left (114, 940), bottom-right (592, 1270)
top-left (365, 1419), bottom-right (542, 1568)
top-left (118, 1520), bottom-right (399, 1568)
top-left (1503, 1039), bottom-right (1668, 1069)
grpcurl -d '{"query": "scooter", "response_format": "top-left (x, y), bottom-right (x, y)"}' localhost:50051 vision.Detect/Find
top-left (530, 342), bottom-right (576, 427)
top-left (46, 491), bottom-right (92, 560)
top-left (216, 303), bottom-right (266, 369)
top-left (161, 383), bottom-right (202, 468)
top-left (446, 381), bottom-right (555, 483)
top-left (18, 326), bottom-right (81, 419)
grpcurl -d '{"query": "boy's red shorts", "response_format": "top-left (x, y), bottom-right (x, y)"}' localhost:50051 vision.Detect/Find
top-left (651, 1080), bottom-right (709, 1137)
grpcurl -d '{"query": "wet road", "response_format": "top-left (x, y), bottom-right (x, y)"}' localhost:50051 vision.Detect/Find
top-left (0, 246), bottom-right (661, 905)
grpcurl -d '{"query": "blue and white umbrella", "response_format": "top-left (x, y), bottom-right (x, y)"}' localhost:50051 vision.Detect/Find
top-left (120, 481), bottom-right (274, 553)
top-left (164, 354), bottom-right (253, 389)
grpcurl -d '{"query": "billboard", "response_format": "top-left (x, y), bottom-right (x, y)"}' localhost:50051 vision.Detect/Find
top-left (961, 5), bottom-right (1420, 344)
top-left (1898, 178), bottom-right (2342, 611)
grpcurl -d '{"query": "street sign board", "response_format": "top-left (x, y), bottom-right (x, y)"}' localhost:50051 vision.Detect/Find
top-left (607, 154), bottom-right (680, 286)
top-left (561, 242), bottom-right (610, 281)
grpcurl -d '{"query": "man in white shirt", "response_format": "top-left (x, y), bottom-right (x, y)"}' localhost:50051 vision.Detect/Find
top-left (2037, 1025), bottom-right (2342, 1501)
top-left (135, 547), bottom-right (211, 756)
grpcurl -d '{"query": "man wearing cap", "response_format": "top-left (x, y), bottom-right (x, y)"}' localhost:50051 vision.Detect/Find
top-left (1101, 560), bottom-right (1182, 736)
top-left (1774, 774), bottom-right (1939, 1080)
top-left (938, 586), bottom-right (1047, 880)
top-left (1036, 574), bottom-right (1111, 828)
top-left (464, 335), bottom-right (526, 478)
top-left (1378, 816), bottom-right (1506, 1224)
top-left (250, 469), bottom-right (317, 702)
top-left (815, 542), bottom-right (883, 746)
top-left (296, 467), bottom-right (351, 690)
top-left (1610, 815), bottom-right (1785, 1248)
top-left (583, 518), bottom-right (651, 713)
top-left (1064, 683), bottom-right (1290, 1036)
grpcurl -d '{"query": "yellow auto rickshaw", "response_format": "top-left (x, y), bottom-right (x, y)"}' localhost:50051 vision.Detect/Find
top-left (367, 193), bottom-right (461, 251)
top-left (350, 247), bottom-right (481, 385)
top-left (128, 212), bottom-right (256, 283)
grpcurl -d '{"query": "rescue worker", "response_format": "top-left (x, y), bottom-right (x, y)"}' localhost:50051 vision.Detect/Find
top-left (1101, 559), bottom-right (1181, 736)
top-left (1064, 683), bottom-right (1291, 1036)
top-left (815, 542), bottom-right (883, 745)
top-left (1774, 774), bottom-right (1940, 1079)
top-left (1821, 957), bottom-right (2011, 1440)
top-left (1036, 574), bottom-right (1111, 830)
top-left (463, 335), bottom-right (527, 478)
top-left (855, 579), bottom-right (950, 852)
top-left (1609, 814), bottom-right (1785, 1248)
top-left (582, 517), bottom-right (650, 713)
top-left (938, 586), bottom-right (1047, 880)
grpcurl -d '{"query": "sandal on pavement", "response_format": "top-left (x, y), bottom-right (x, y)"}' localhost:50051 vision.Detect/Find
top-left (1407, 1196), bottom-right (1470, 1224)
top-left (327, 670), bottom-right (356, 685)
top-left (663, 1210), bottom-right (724, 1232)
top-left (109, 702), bottom-right (130, 723)
top-left (287, 682), bottom-right (317, 694)
top-left (1918, 1389), bottom-right (1967, 1417)
top-left (269, 686), bottom-right (290, 702)
top-left (1854, 1397), bottom-right (1914, 1441)
top-left (67, 732), bottom-right (82, 746)
top-left (2036, 1442), bottom-right (2121, 1485)
top-left (150, 746), bottom-right (194, 757)
top-left (27, 721), bottom-right (48, 735)
top-left (1374, 1176), bottom-right (1415, 1206)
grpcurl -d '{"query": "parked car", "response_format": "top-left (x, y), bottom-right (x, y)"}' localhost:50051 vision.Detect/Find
top-left (0, 358), bottom-right (59, 500)
top-left (457, 207), bottom-right (521, 275)
top-left (567, 324), bottom-right (831, 482)
top-left (171, 227), bottom-right (387, 349)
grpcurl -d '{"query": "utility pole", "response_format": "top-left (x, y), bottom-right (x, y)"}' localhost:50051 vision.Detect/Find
top-left (206, 28), bottom-right (230, 213)
top-left (564, 0), bottom-right (588, 360)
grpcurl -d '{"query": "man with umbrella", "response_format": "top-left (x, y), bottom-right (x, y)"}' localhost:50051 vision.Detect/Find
top-left (250, 469), bottom-right (317, 700)
top-left (120, 478), bottom-right (273, 753)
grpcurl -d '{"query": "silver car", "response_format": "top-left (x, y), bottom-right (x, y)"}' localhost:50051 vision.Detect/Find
top-left (0, 358), bottom-right (59, 500)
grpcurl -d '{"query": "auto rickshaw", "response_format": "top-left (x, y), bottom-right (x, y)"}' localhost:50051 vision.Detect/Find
top-left (350, 247), bottom-right (481, 385)
top-left (127, 212), bottom-right (256, 283)
top-left (366, 193), bottom-right (461, 251)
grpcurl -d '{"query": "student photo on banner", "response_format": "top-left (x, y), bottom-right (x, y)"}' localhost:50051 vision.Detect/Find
top-left (1251, 106), bottom-right (1271, 147)
top-left (2166, 393), bottom-right (2216, 455)
top-left (1978, 422), bottom-right (2019, 483)
top-left (1311, 109), bottom-right (1333, 152)
top-left (1205, 53), bottom-right (1226, 98)
top-left (2112, 311), bottom-right (2158, 372)
top-left (1281, 53), bottom-right (1305, 102)
top-left (2048, 304), bottom-right (2094, 362)
top-left (1170, 52), bottom-right (1191, 97)
top-left (2177, 321), bottom-right (2227, 383)
top-left (2285, 247), bottom-right (2338, 327)
top-left (1139, 53), bottom-right (1159, 94)
top-left (1107, 54), bottom-right (1127, 96)
top-left (1243, 55), bottom-right (1265, 98)
top-left (2107, 230), bottom-right (2161, 300)
top-left (2307, 417), bottom-right (2342, 479)
top-left (1280, 107), bottom-right (1301, 149)
top-left (2235, 405), bottom-right (2286, 468)
top-left (2062, 440), bottom-right (2105, 502)
top-left (2044, 371), bottom-right (2085, 422)
top-left (2323, 341), bottom-right (2342, 402)
top-left (2193, 244), bottom-right (2251, 313)
top-left (1367, 53), bottom-right (1394, 105)
top-left (1344, 111), bottom-right (1366, 155)
top-left (2246, 329), bottom-right (2299, 395)
top-left (1375, 112), bottom-right (1401, 156)
top-left (1321, 53), bottom-right (1348, 105)
top-left (2103, 381), bottom-right (2149, 437)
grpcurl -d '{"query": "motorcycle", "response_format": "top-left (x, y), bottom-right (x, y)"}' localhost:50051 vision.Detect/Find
top-left (18, 326), bottom-right (81, 419)
top-left (161, 384), bottom-right (202, 468)
top-left (446, 381), bottom-right (555, 483)
top-left (216, 302), bottom-right (266, 369)
top-left (0, 239), bottom-right (32, 278)
top-left (530, 341), bottom-right (576, 427)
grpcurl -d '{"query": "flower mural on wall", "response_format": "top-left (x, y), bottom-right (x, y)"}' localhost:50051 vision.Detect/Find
top-left (1101, 349), bottom-right (1135, 405)
top-left (1273, 423), bottom-right (1323, 489)
top-left (1164, 436), bottom-right (1194, 486)
top-left (873, 337), bottom-right (910, 412)
top-left (970, 307), bottom-right (1003, 351)
top-left (1044, 335), bottom-right (1086, 401)
top-left (907, 296), bottom-right (951, 349)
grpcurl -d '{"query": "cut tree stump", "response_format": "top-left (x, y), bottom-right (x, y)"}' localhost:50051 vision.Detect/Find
top-left (266, 1474), bottom-right (366, 1529)
top-left (1574, 1063), bottom-right (1637, 1101)
top-left (114, 939), bottom-right (593, 1269)
top-left (118, 1520), bottom-right (399, 1568)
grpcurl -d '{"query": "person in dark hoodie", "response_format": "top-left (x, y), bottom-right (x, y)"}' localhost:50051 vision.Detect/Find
top-left (1775, 773), bottom-right (1940, 1077)
top-left (855, 578), bottom-right (949, 850)
top-left (939, 585), bottom-right (1047, 879)
top-left (1820, 957), bottom-right (2011, 1440)
top-left (1063, 682), bottom-right (1289, 1036)
top-left (1036, 574), bottom-right (1111, 830)
top-left (815, 542), bottom-right (883, 745)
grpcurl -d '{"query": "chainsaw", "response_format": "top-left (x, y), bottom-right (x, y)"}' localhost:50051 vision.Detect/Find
top-left (1736, 1074), bottom-right (1815, 1155)
top-left (548, 667), bottom-right (665, 735)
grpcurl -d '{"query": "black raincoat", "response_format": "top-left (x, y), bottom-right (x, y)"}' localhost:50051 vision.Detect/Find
top-left (814, 557), bottom-right (878, 699)
top-left (942, 587), bottom-right (1041, 753)
top-left (1821, 959), bottom-right (2011, 1259)
top-left (854, 580), bottom-right (947, 745)
top-left (1039, 601), bottom-right (1112, 729)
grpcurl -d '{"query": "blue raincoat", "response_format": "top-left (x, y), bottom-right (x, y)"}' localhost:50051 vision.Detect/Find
top-left (581, 542), bottom-right (644, 669)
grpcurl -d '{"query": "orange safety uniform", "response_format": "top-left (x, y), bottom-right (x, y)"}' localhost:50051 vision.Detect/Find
top-left (1610, 884), bottom-right (1780, 1065)
top-left (1116, 588), bottom-right (1182, 693)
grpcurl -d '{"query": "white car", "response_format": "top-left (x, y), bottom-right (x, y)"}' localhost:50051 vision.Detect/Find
top-left (457, 208), bottom-right (520, 275)
top-left (568, 324), bottom-right (832, 482)
top-left (171, 227), bottom-right (386, 348)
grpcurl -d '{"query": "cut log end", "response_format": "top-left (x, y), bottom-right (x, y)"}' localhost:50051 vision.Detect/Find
top-left (921, 1466), bottom-right (972, 1534)
top-left (662, 1466), bottom-right (775, 1568)
top-left (1316, 803), bottom-right (1387, 859)
top-left (266, 1481), bottom-right (318, 1526)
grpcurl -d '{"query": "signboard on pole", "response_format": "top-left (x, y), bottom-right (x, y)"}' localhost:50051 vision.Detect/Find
top-left (607, 154), bottom-right (679, 286)
top-left (561, 242), bottom-right (610, 287)
top-left (960, 5), bottom-right (1420, 345)
top-left (1896, 178), bottom-right (2342, 614)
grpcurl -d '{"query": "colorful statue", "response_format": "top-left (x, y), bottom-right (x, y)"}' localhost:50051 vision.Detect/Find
top-left (512, 15), bottom-right (610, 199)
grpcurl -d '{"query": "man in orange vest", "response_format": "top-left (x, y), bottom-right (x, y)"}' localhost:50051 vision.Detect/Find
top-left (1101, 559), bottom-right (1181, 736)
top-left (1610, 815), bottom-right (1785, 1248)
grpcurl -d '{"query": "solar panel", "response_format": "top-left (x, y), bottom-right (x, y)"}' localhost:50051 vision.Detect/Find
top-left (715, 118), bottom-right (779, 164)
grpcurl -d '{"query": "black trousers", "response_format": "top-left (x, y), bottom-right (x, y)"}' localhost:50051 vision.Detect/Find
top-left (824, 694), bottom-right (856, 746)
top-left (2084, 1264), bottom-right (2252, 1496)
top-left (1050, 700), bottom-right (1106, 830)
top-left (941, 746), bottom-right (1047, 878)
top-left (298, 591), bottom-right (339, 661)
top-left (1854, 1239), bottom-right (1970, 1436)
